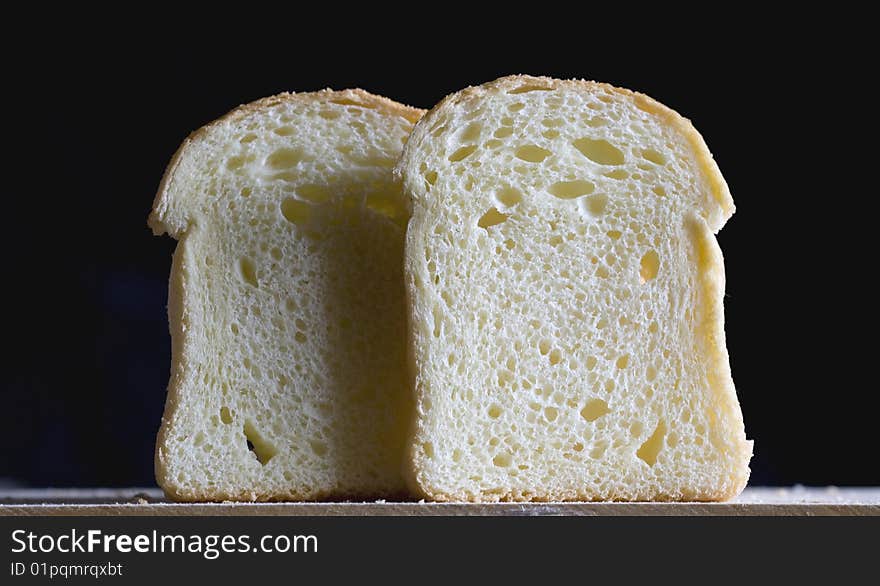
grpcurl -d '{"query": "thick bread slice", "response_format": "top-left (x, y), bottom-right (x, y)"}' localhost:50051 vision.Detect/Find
top-left (397, 75), bottom-right (751, 502)
top-left (150, 90), bottom-right (423, 501)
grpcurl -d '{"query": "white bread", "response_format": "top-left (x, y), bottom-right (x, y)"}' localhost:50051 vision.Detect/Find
top-left (397, 75), bottom-right (751, 501)
top-left (150, 90), bottom-right (423, 501)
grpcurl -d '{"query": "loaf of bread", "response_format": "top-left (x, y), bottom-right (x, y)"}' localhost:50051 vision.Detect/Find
top-left (397, 75), bottom-right (751, 501)
top-left (150, 90), bottom-right (423, 500)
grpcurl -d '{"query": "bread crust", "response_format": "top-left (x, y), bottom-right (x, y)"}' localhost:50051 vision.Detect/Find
top-left (151, 90), bottom-right (423, 502)
top-left (398, 75), bottom-right (750, 502)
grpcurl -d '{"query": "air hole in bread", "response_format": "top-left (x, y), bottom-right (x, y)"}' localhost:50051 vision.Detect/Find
top-left (424, 170), bottom-right (438, 185)
top-left (329, 97), bottom-right (374, 108)
top-left (493, 453), bottom-right (512, 467)
top-left (220, 406), bottom-right (233, 424)
top-left (639, 250), bottom-right (660, 283)
top-left (280, 198), bottom-right (312, 225)
top-left (294, 331), bottom-right (307, 343)
top-left (266, 148), bottom-right (304, 169)
top-left (580, 399), bottom-right (610, 422)
top-left (318, 109), bottom-right (341, 119)
top-left (636, 420), bottom-right (666, 466)
top-left (508, 103), bottom-right (525, 112)
top-left (646, 365), bottom-right (658, 382)
top-left (498, 370), bottom-right (514, 386)
top-left (572, 138), bottom-right (625, 165)
top-left (239, 258), bottom-right (258, 287)
top-left (585, 356), bottom-right (598, 370)
top-left (616, 354), bottom-right (630, 369)
top-left (579, 193), bottom-right (608, 217)
top-left (494, 127), bottom-right (513, 138)
top-left (544, 406), bottom-right (559, 422)
top-left (485, 139), bottom-right (503, 149)
top-left (508, 83), bottom-right (554, 94)
top-left (273, 126), bottom-right (295, 137)
top-left (239, 133), bottom-right (257, 144)
top-left (653, 186), bottom-right (667, 197)
top-left (494, 187), bottom-right (523, 208)
top-left (243, 421), bottom-right (276, 465)
top-left (515, 145), bottom-right (552, 163)
top-left (422, 442), bottom-right (435, 458)
top-left (538, 339), bottom-right (551, 355)
top-left (488, 404), bottom-right (502, 419)
top-left (226, 155), bottom-right (248, 171)
top-left (432, 306), bottom-right (443, 338)
top-left (548, 180), bottom-right (595, 200)
top-left (604, 169), bottom-right (628, 180)
top-left (448, 145), bottom-right (478, 162)
top-left (548, 349), bottom-right (562, 365)
top-left (542, 129), bottom-right (560, 140)
top-left (607, 230), bottom-right (622, 240)
top-left (477, 207), bottom-right (508, 229)
top-left (641, 149), bottom-right (666, 165)
top-left (460, 122), bottom-right (482, 142)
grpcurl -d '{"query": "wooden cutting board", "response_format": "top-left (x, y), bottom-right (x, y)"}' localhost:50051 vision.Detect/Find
top-left (1, 487), bottom-right (878, 516)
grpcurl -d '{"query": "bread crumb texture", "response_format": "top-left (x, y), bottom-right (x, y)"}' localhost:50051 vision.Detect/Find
top-left (151, 91), bottom-right (422, 501)
top-left (398, 75), bottom-right (751, 502)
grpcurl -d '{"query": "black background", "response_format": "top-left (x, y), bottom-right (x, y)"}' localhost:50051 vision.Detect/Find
top-left (2, 19), bottom-right (874, 489)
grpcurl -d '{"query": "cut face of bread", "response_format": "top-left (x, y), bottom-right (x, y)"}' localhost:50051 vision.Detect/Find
top-left (397, 76), bottom-right (751, 501)
top-left (150, 91), bottom-right (422, 501)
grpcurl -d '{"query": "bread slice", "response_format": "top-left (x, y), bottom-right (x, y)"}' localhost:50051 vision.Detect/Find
top-left (397, 75), bottom-right (751, 501)
top-left (149, 90), bottom-right (423, 501)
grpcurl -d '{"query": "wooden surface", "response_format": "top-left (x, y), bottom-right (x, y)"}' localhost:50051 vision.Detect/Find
top-left (1, 487), bottom-right (878, 516)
